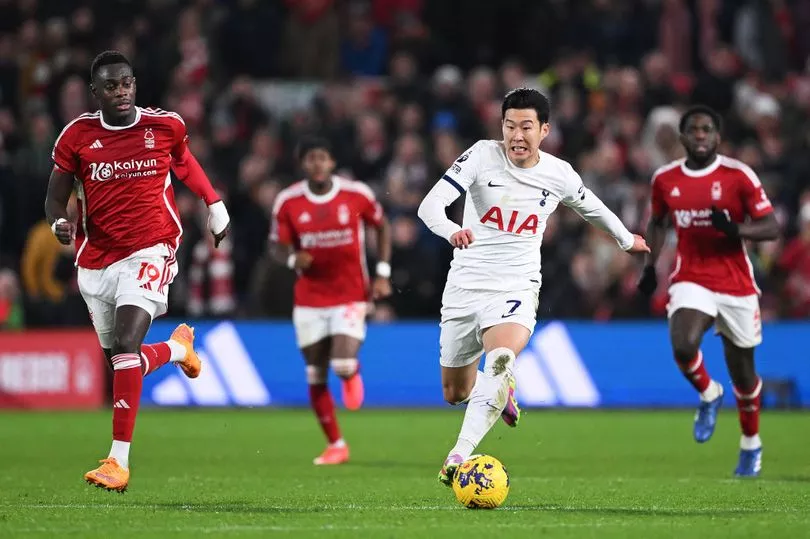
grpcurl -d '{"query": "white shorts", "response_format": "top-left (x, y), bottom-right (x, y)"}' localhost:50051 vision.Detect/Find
top-left (292, 302), bottom-right (367, 348)
top-left (439, 282), bottom-right (540, 368)
top-left (667, 281), bottom-right (762, 348)
top-left (78, 243), bottom-right (178, 349)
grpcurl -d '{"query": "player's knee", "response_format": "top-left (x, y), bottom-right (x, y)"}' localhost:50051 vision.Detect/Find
top-left (330, 358), bottom-right (358, 379)
top-left (442, 382), bottom-right (472, 405)
top-left (306, 365), bottom-right (328, 385)
top-left (111, 332), bottom-right (143, 355)
top-left (671, 336), bottom-right (701, 365)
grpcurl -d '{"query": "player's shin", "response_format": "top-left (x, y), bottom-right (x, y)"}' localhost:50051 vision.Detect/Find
top-left (679, 350), bottom-right (722, 401)
top-left (110, 353), bottom-right (143, 469)
top-left (140, 343), bottom-right (173, 376)
top-left (449, 348), bottom-right (516, 460)
top-left (734, 377), bottom-right (763, 449)
top-left (331, 358), bottom-right (364, 410)
top-left (307, 366), bottom-right (343, 445)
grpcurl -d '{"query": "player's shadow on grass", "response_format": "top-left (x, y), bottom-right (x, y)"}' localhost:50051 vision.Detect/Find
top-left (510, 504), bottom-right (779, 517)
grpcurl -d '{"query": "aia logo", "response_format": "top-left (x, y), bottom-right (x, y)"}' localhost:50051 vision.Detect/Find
top-left (481, 207), bottom-right (539, 235)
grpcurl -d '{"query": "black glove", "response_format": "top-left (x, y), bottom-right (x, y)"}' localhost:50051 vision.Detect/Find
top-left (637, 264), bottom-right (658, 296)
top-left (710, 206), bottom-right (739, 238)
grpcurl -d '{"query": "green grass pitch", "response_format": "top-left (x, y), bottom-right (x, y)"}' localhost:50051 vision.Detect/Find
top-left (1, 409), bottom-right (808, 538)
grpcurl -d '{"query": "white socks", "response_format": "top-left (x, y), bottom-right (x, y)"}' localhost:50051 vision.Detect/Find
top-left (167, 340), bottom-right (187, 362)
top-left (330, 438), bottom-right (346, 448)
top-left (109, 440), bottom-right (131, 469)
top-left (700, 380), bottom-right (723, 402)
top-left (741, 434), bottom-right (762, 450)
top-left (449, 348), bottom-right (516, 461)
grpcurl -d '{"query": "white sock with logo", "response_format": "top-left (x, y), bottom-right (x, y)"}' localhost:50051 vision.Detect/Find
top-left (448, 348), bottom-right (515, 461)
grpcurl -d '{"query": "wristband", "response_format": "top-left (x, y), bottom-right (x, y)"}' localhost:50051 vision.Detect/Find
top-left (51, 218), bottom-right (67, 235)
top-left (287, 253), bottom-right (296, 269)
top-left (376, 261), bottom-right (391, 278)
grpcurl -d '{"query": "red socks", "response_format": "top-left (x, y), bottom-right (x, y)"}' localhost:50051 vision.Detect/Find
top-left (680, 350), bottom-right (711, 393)
top-left (309, 384), bottom-right (341, 444)
top-left (140, 343), bottom-right (172, 376)
top-left (734, 377), bottom-right (762, 437)
top-left (111, 353), bottom-right (143, 442)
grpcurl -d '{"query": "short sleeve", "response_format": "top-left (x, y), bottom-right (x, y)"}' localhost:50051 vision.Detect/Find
top-left (441, 140), bottom-right (486, 194)
top-left (650, 173), bottom-right (668, 219)
top-left (738, 165), bottom-right (773, 219)
top-left (52, 124), bottom-right (79, 174)
top-left (168, 114), bottom-right (189, 159)
top-left (270, 198), bottom-right (294, 244)
top-left (352, 182), bottom-right (383, 226)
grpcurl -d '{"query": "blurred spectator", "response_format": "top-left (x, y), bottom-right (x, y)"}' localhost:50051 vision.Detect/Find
top-left (340, 1), bottom-right (387, 77)
top-left (280, 0), bottom-right (338, 79)
top-left (0, 0), bottom-right (807, 324)
top-left (778, 197), bottom-right (810, 318)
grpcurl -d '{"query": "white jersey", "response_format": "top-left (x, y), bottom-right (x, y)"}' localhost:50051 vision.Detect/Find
top-left (418, 140), bottom-right (635, 291)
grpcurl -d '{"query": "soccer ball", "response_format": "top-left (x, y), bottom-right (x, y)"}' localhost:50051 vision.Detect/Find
top-left (451, 454), bottom-right (510, 509)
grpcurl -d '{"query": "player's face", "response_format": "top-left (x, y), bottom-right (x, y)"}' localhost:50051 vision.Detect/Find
top-left (502, 108), bottom-right (549, 168)
top-left (680, 113), bottom-right (720, 164)
top-left (91, 63), bottom-right (136, 122)
top-left (301, 148), bottom-right (335, 183)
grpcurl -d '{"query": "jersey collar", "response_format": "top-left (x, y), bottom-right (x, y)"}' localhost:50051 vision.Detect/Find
top-left (99, 107), bottom-right (142, 131)
top-left (680, 155), bottom-right (721, 178)
top-left (303, 176), bottom-right (340, 204)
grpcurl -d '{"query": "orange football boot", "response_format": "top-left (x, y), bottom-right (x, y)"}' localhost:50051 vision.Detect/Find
top-left (170, 323), bottom-right (201, 378)
top-left (84, 457), bottom-right (129, 492)
top-left (341, 373), bottom-right (364, 411)
top-left (313, 444), bottom-right (350, 465)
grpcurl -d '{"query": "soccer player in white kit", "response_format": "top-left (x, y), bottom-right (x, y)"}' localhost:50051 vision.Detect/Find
top-left (418, 88), bottom-right (650, 485)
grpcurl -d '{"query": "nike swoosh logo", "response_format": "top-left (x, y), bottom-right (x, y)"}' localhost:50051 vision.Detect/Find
top-left (488, 181), bottom-right (504, 187)
top-left (501, 313), bottom-right (517, 318)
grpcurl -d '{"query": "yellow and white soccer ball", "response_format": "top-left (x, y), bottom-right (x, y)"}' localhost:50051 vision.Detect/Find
top-left (451, 454), bottom-right (510, 509)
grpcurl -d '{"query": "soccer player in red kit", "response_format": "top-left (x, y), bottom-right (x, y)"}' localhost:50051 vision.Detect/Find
top-left (270, 137), bottom-right (392, 465)
top-left (638, 105), bottom-right (779, 477)
top-left (44, 51), bottom-right (231, 491)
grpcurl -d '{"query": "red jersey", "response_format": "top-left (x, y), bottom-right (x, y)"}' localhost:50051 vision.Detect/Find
top-left (651, 156), bottom-right (773, 296)
top-left (52, 107), bottom-right (186, 269)
top-left (271, 177), bottom-right (384, 307)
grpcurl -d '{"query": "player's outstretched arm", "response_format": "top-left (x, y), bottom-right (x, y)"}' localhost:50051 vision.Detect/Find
top-left (44, 168), bottom-right (76, 246)
top-left (710, 207), bottom-right (780, 241)
top-left (563, 183), bottom-right (648, 253)
top-left (171, 149), bottom-right (230, 248)
top-left (417, 180), bottom-right (474, 248)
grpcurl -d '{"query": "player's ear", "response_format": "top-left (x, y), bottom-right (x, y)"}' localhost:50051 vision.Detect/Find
top-left (540, 122), bottom-right (551, 141)
top-left (89, 83), bottom-right (97, 98)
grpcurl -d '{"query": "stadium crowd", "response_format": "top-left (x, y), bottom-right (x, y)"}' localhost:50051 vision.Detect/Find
top-left (0, 0), bottom-right (809, 330)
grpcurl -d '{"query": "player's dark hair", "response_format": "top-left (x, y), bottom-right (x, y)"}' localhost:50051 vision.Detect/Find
top-left (296, 136), bottom-right (333, 162)
top-left (679, 105), bottom-right (722, 134)
top-left (90, 50), bottom-right (132, 81)
top-left (501, 88), bottom-right (550, 124)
